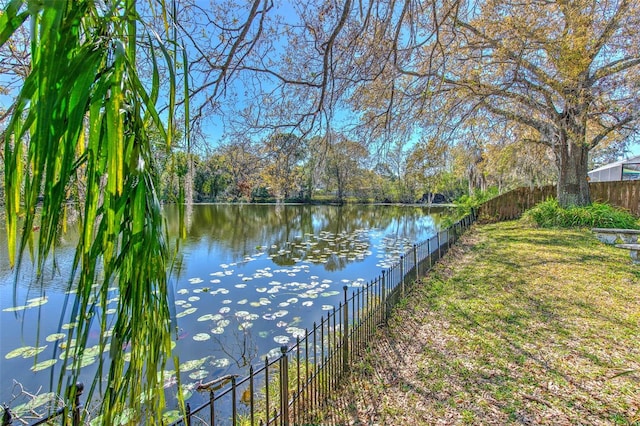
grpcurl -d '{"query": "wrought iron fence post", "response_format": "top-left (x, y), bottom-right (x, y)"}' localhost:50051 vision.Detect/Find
top-left (413, 244), bottom-right (419, 280)
top-left (400, 255), bottom-right (405, 298)
top-left (232, 375), bottom-right (237, 426)
top-left (437, 232), bottom-right (441, 260)
top-left (381, 270), bottom-right (387, 321)
top-left (279, 346), bottom-right (289, 426)
top-left (72, 382), bottom-right (83, 426)
top-left (209, 390), bottom-right (215, 426)
top-left (185, 402), bottom-right (191, 426)
top-left (447, 228), bottom-right (451, 251)
top-left (265, 356), bottom-right (270, 423)
top-left (1, 403), bottom-right (11, 426)
top-left (342, 286), bottom-right (349, 376)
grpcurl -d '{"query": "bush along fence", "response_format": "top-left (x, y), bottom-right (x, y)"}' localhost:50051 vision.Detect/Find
top-left (477, 181), bottom-right (640, 222)
top-left (169, 211), bottom-right (477, 426)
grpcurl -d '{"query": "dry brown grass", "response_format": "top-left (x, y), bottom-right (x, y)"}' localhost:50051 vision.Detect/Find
top-left (319, 221), bottom-right (640, 425)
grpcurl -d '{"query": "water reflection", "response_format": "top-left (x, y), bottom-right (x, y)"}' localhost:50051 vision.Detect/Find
top-left (165, 204), bottom-right (443, 268)
top-left (0, 204), bottom-right (448, 413)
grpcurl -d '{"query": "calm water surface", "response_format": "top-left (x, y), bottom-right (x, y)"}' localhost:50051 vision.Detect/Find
top-left (0, 204), bottom-right (448, 412)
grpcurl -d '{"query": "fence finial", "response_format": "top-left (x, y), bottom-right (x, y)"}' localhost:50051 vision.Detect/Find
top-left (2, 403), bottom-right (12, 426)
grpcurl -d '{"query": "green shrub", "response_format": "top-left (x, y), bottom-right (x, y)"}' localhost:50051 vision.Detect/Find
top-left (454, 187), bottom-right (500, 217)
top-left (523, 199), bottom-right (640, 229)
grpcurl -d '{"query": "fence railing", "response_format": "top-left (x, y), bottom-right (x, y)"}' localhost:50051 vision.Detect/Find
top-left (1, 383), bottom-right (83, 426)
top-left (4, 212), bottom-right (476, 426)
top-left (170, 211), bottom-right (477, 426)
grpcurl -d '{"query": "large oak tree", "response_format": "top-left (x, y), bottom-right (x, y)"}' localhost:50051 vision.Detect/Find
top-left (349, 0), bottom-right (640, 206)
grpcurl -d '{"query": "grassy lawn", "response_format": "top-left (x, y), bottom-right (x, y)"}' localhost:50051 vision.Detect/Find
top-left (321, 220), bottom-right (640, 425)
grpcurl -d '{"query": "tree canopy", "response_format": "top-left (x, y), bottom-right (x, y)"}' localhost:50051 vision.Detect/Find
top-left (1, 0), bottom-right (639, 422)
top-left (174, 0), bottom-right (639, 205)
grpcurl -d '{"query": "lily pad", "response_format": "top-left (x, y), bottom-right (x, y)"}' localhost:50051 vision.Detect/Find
top-left (30, 359), bottom-right (57, 372)
top-left (211, 358), bottom-right (230, 368)
top-left (45, 333), bottom-right (66, 342)
top-left (179, 385), bottom-right (194, 401)
top-left (84, 345), bottom-right (102, 357)
top-left (2, 305), bottom-right (28, 312)
top-left (162, 410), bottom-right (182, 423)
top-left (67, 354), bottom-right (96, 369)
top-left (5, 345), bottom-right (47, 359)
top-left (193, 333), bottom-right (210, 341)
top-left (197, 313), bottom-right (215, 322)
top-left (180, 356), bottom-right (209, 372)
top-left (90, 408), bottom-right (135, 426)
top-left (239, 322), bottom-right (253, 330)
top-left (286, 327), bottom-right (306, 339)
top-left (158, 369), bottom-right (176, 383)
top-left (176, 307), bottom-right (197, 318)
top-left (26, 296), bottom-right (48, 307)
top-left (188, 370), bottom-right (209, 380)
top-left (58, 339), bottom-right (77, 350)
top-left (10, 392), bottom-right (57, 416)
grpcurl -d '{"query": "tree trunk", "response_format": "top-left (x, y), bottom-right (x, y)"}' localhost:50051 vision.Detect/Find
top-left (556, 139), bottom-right (590, 207)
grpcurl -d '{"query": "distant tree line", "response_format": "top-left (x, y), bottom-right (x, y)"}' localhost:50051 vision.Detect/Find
top-left (158, 130), bottom-right (568, 204)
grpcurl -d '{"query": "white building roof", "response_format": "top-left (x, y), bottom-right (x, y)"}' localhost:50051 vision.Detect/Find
top-left (589, 155), bottom-right (640, 173)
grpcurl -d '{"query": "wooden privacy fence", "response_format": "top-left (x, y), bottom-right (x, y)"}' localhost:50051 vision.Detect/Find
top-left (478, 181), bottom-right (640, 221)
top-left (590, 181), bottom-right (640, 216)
top-left (168, 212), bottom-right (477, 426)
top-left (477, 185), bottom-right (555, 222)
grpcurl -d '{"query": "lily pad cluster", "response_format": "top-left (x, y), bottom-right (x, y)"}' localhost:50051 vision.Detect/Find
top-left (1, 225), bottom-right (423, 413)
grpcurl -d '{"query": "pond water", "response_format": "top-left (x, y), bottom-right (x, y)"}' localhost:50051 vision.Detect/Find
top-left (0, 203), bottom-right (448, 414)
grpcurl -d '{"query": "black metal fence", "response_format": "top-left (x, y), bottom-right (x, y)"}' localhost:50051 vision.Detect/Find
top-left (3, 212), bottom-right (476, 426)
top-left (1, 383), bottom-right (83, 426)
top-left (171, 211), bottom-right (476, 426)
